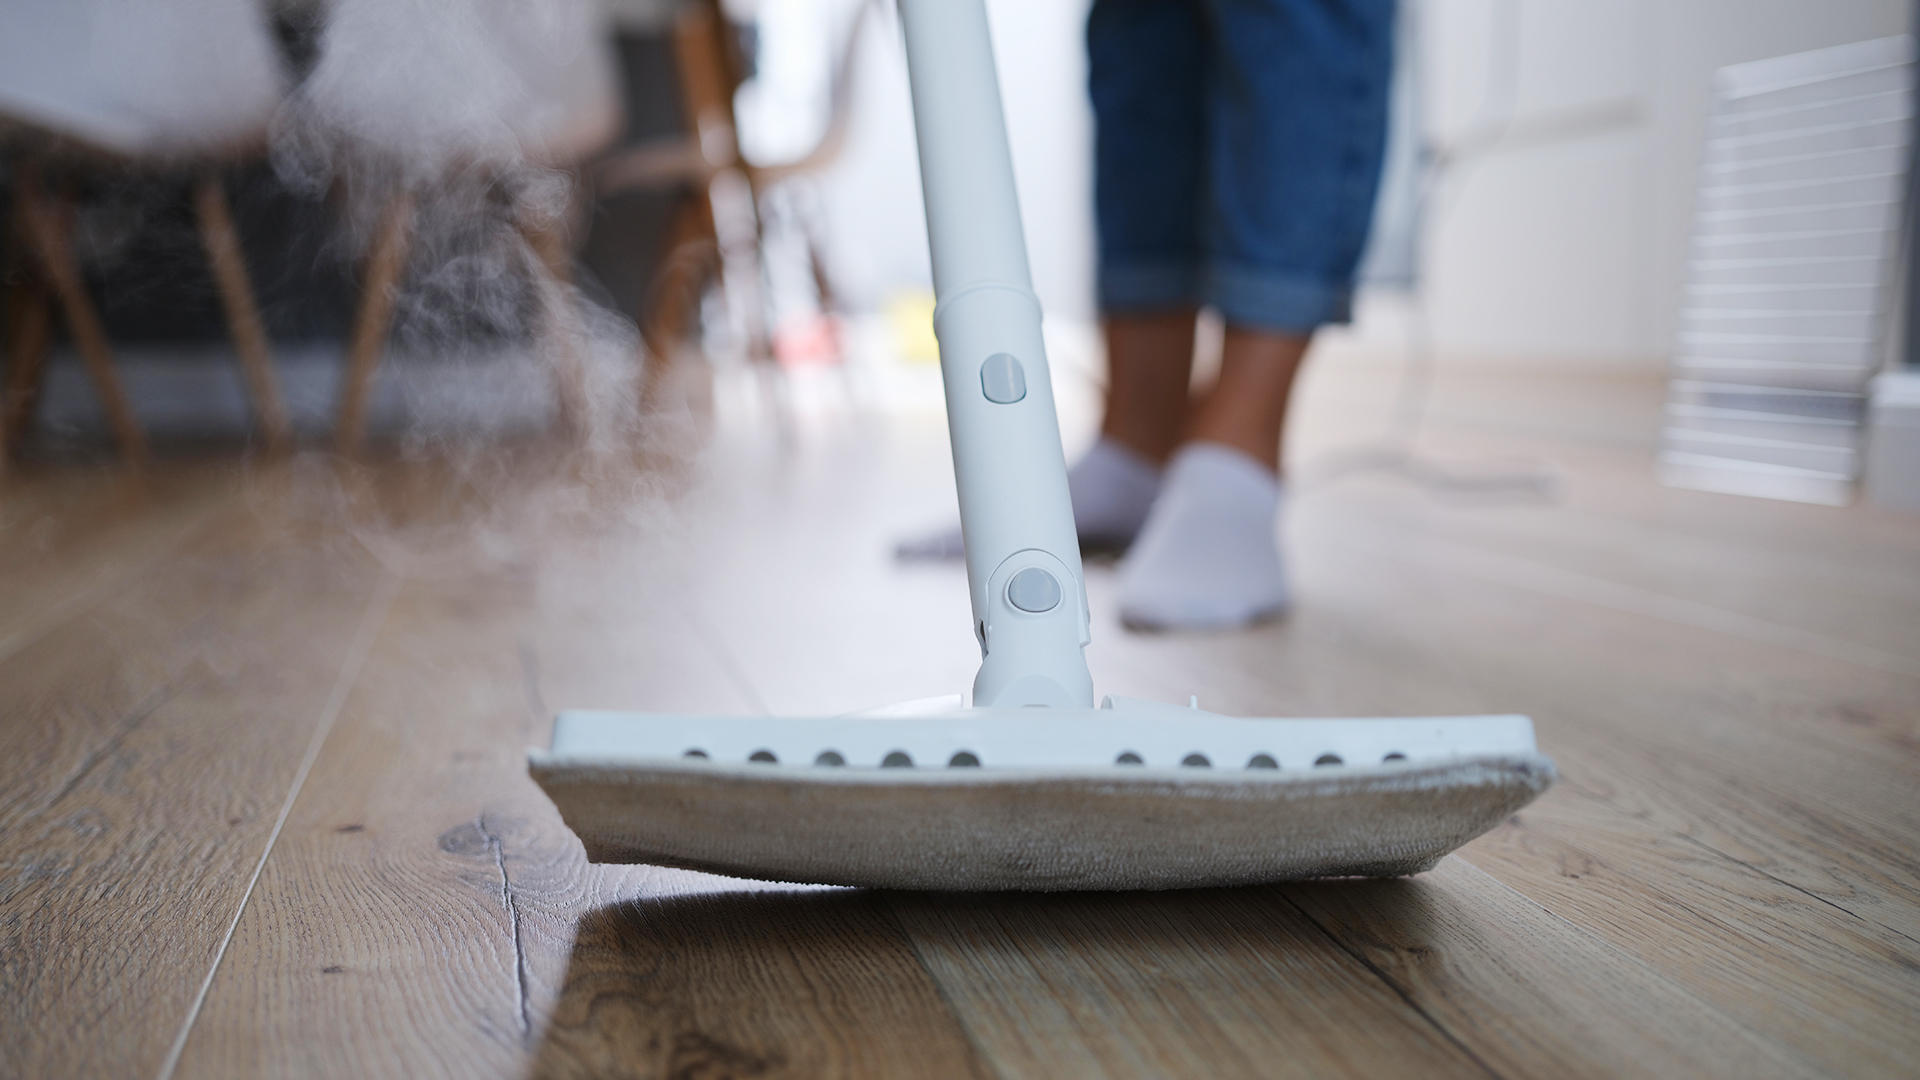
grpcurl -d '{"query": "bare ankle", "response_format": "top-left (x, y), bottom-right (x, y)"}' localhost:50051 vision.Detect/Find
top-left (1101, 310), bottom-right (1199, 465)
top-left (1185, 327), bottom-right (1310, 474)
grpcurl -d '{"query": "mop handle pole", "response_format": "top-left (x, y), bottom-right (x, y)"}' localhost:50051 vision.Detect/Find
top-left (898, 0), bottom-right (1094, 708)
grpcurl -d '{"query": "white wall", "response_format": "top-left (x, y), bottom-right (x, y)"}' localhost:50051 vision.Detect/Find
top-left (810, 0), bottom-right (1096, 321)
top-left (1405, 0), bottom-right (1912, 367)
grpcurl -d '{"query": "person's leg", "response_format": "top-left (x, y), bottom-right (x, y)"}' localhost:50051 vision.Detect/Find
top-left (1076, 0), bottom-right (1211, 547)
top-left (1089, 0), bottom-right (1206, 335)
top-left (1102, 310), bottom-right (1198, 466)
top-left (899, 0), bottom-right (1208, 561)
top-left (1186, 0), bottom-right (1395, 470)
top-left (1118, 0), bottom-right (1395, 629)
top-left (1186, 326), bottom-right (1309, 473)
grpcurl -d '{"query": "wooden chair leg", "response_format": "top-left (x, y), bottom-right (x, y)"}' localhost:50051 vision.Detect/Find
top-left (194, 173), bottom-right (291, 454)
top-left (518, 213), bottom-right (590, 438)
top-left (803, 212), bottom-right (845, 367)
top-left (638, 193), bottom-right (719, 409)
top-left (2, 265), bottom-right (54, 464)
top-left (708, 170), bottom-right (774, 368)
top-left (335, 189), bottom-right (414, 454)
top-left (17, 166), bottom-right (146, 462)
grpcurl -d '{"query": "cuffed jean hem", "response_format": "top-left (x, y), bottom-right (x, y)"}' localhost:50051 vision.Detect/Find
top-left (1099, 260), bottom-right (1353, 334)
top-left (1202, 264), bottom-right (1353, 333)
top-left (1098, 261), bottom-right (1202, 314)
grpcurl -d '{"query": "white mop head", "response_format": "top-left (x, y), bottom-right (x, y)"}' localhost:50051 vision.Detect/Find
top-left (528, 699), bottom-right (1553, 891)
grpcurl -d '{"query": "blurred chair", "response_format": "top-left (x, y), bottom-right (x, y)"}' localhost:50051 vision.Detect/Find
top-left (594, 0), bottom-right (869, 385)
top-left (0, 0), bottom-right (293, 464)
top-left (294, 0), bottom-right (623, 451)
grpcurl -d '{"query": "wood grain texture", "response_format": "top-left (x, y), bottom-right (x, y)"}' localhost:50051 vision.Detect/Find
top-left (1280, 859), bottom-right (1825, 1080)
top-left (5, 356), bottom-right (1919, 1079)
top-left (1275, 492), bottom-right (1920, 943)
top-left (888, 887), bottom-right (1494, 1080)
top-left (1458, 784), bottom-right (1920, 1078)
top-left (0, 489), bottom-right (390, 1078)
top-left (535, 889), bottom-right (994, 1080)
top-left (171, 572), bottom-right (618, 1079)
top-left (0, 466), bottom-right (230, 664)
top-left (172, 546), bottom-right (773, 1078)
top-left (1400, 564), bottom-right (1920, 941)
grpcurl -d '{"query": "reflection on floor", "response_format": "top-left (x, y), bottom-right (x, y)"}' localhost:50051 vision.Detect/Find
top-left (3, 351), bottom-right (1917, 1079)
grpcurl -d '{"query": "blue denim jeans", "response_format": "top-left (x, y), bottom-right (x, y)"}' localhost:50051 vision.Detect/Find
top-left (1089, 0), bottom-right (1395, 332)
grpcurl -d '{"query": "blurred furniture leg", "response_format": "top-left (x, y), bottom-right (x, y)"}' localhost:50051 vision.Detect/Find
top-left (519, 210), bottom-right (591, 436)
top-left (3, 0), bottom-right (287, 462)
top-left (193, 172), bottom-right (291, 453)
top-left (675, 4), bottom-right (774, 371)
top-left (2, 252), bottom-right (54, 464)
top-left (306, 0), bottom-right (620, 448)
top-left (15, 166), bottom-right (146, 462)
top-left (598, 0), bottom-right (868, 396)
top-left (638, 192), bottom-right (719, 406)
top-left (334, 189), bottom-right (414, 454)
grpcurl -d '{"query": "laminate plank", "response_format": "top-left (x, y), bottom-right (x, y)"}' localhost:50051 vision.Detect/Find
top-left (1416, 578), bottom-right (1920, 942)
top-left (1311, 483), bottom-right (1920, 673)
top-left (0, 486), bottom-right (393, 1079)
top-left (1278, 858), bottom-right (1825, 1080)
top-left (0, 602), bottom-right (201, 834)
top-left (0, 465), bottom-right (231, 665)
top-left (169, 570), bottom-right (682, 1078)
top-left (887, 888), bottom-right (1494, 1080)
top-left (10, 353), bottom-right (1912, 1080)
top-left (1457, 784), bottom-right (1920, 1078)
top-left (172, 542), bottom-right (986, 1078)
top-left (1273, 504), bottom-right (1920, 941)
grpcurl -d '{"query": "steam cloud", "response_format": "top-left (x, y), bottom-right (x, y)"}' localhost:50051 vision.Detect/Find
top-left (259, 0), bottom-right (696, 576)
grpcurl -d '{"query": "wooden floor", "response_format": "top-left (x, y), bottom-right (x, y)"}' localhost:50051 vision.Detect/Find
top-left (4, 355), bottom-right (1918, 1079)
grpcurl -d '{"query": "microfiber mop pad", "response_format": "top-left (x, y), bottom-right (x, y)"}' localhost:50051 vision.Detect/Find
top-left (530, 704), bottom-right (1553, 891)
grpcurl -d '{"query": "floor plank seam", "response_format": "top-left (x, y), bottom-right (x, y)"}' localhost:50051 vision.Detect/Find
top-left (680, 598), bottom-right (770, 716)
top-left (29, 672), bottom-right (192, 818)
top-left (1558, 777), bottom-right (1920, 949)
top-left (151, 569), bottom-right (403, 1080)
top-left (517, 639), bottom-right (549, 724)
top-left (885, 899), bottom-right (1010, 1080)
top-left (1268, 886), bottom-right (1510, 1080)
top-left (1447, 855), bottom-right (1842, 1076)
top-left (478, 812), bottom-right (533, 1046)
top-left (1678, 832), bottom-right (1920, 949)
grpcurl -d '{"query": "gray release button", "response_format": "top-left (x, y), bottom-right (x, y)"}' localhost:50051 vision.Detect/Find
top-left (1007, 567), bottom-right (1061, 612)
top-left (980, 353), bottom-right (1027, 404)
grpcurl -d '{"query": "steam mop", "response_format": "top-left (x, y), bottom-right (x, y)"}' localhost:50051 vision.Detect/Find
top-left (528, 0), bottom-right (1553, 890)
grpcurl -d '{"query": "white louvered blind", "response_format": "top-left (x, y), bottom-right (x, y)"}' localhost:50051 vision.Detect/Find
top-left (1661, 36), bottom-right (1914, 506)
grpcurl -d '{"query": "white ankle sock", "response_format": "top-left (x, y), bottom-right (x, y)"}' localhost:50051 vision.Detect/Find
top-left (897, 436), bottom-right (1163, 560)
top-left (1067, 437), bottom-right (1162, 550)
top-left (1115, 442), bottom-right (1287, 630)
